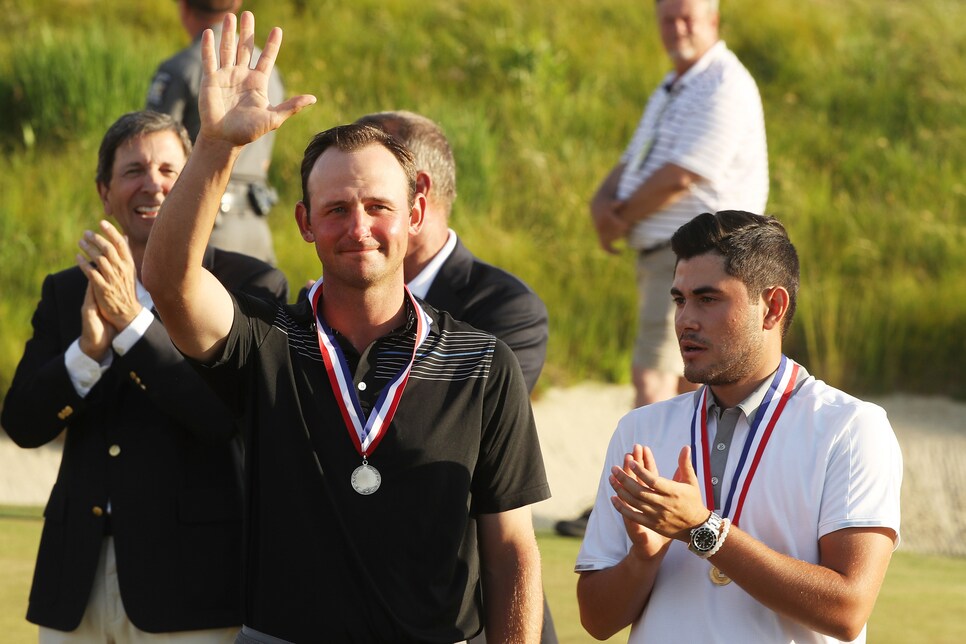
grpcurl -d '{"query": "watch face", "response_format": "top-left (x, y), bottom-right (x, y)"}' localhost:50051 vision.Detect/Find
top-left (692, 527), bottom-right (717, 552)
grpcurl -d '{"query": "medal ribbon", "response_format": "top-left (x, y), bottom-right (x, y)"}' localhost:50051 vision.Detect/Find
top-left (690, 355), bottom-right (800, 526)
top-left (309, 280), bottom-right (430, 457)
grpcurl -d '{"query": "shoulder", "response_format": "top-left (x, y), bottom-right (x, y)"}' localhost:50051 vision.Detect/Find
top-left (696, 43), bottom-right (761, 95)
top-left (612, 392), bottom-right (698, 450)
top-left (792, 378), bottom-right (893, 435)
top-left (208, 248), bottom-right (289, 302)
top-left (39, 266), bottom-right (87, 298)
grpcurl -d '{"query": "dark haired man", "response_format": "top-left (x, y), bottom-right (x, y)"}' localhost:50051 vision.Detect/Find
top-left (2, 110), bottom-right (287, 642)
top-left (147, 0), bottom-right (284, 264)
top-left (143, 13), bottom-right (549, 643)
top-left (576, 211), bottom-right (901, 643)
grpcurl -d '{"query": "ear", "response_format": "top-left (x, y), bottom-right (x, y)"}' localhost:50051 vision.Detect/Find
top-left (409, 193), bottom-right (426, 235)
top-left (415, 170), bottom-right (432, 200)
top-left (96, 182), bottom-right (112, 215)
top-left (295, 201), bottom-right (314, 242)
top-left (761, 286), bottom-right (790, 331)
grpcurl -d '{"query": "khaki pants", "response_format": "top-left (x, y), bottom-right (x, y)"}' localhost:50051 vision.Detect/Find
top-left (39, 537), bottom-right (239, 644)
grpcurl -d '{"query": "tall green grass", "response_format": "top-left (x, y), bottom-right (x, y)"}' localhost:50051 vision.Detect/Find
top-left (0, 0), bottom-right (964, 399)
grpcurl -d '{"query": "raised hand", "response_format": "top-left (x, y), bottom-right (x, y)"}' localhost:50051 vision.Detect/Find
top-left (610, 444), bottom-right (708, 542)
top-left (199, 11), bottom-right (316, 147)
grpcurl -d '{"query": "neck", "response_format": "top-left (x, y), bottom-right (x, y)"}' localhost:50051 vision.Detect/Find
top-left (709, 353), bottom-right (782, 409)
top-left (320, 281), bottom-right (407, 353)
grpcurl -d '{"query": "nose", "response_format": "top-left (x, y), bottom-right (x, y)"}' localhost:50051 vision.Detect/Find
top-left (675, 299), bottom-right (698, 334)
top-left (347, 204), bottom-right (372, 241)
top-left (143, 166), bottom-right (168, 195)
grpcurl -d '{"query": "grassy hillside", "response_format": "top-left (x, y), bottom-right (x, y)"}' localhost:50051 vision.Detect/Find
top-left (0, 0), bottom-right (963, 399)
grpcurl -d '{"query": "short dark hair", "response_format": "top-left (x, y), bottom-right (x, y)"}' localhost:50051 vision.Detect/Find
top-left (96, 111), bottom-right (192, 187)
top-left (671, 211), bottom-right (800, 336)
top-left (354, 111), bottom-right (457, 215)
top-left (299, 123), bottom-right (417, 214)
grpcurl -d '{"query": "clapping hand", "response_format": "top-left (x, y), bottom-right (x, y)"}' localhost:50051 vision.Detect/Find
top-left (610, 444), bottom-right (707, 544)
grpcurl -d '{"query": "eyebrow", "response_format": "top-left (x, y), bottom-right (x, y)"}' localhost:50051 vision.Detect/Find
top-left (670, 285), bottom-right (722, 296)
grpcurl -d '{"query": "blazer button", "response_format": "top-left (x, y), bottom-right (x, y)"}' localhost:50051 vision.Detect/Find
top-left (92, 506), bottom-right (104, 517)
top-left (57, 405), bottom-right (74, 420)
top-left (108, 444), bottom-right (121, 457)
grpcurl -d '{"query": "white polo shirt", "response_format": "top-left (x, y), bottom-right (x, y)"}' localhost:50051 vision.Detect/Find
top-left (575, 371), bottom-right (902, 643)
top-left (618, 41), bottom-right (769, 250)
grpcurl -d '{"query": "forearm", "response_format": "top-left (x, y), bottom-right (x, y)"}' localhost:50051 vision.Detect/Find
top-left (589, 164), bottom-right (624, 221)
top-left (617, 163), bottom-right (697, 224)
top-left (576, 549), bottom-right (664, 640)
top-left (481, 543), bottom-right (542, 643)
top-left (145, 136), bottom-right (238, 290)
top-left (706, 526), bottom-right (895, 641)
top-left (143, 136), bottom-right (238, 360)
top-left (478, 508), bottom-right (544, 643)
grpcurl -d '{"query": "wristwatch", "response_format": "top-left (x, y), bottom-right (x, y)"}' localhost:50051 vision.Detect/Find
top-left (689, 512), bottom-right (723, 558)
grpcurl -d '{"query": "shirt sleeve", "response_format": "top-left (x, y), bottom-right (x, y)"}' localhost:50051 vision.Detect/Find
top-left (818, 402), bottom-right (903, 544)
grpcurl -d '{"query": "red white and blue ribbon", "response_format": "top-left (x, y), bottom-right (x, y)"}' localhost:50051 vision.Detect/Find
top-left (309, 280), bottom-right (431, 457)
top-left (690, 354), bottom-right (801, 526)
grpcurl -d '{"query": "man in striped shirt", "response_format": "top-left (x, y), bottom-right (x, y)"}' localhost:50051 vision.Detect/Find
top-left (590, 0), bottom-right (768, 410)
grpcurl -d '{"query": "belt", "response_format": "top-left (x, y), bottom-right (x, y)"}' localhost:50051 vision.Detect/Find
top-left (639, 240), bottom-right (672, 257)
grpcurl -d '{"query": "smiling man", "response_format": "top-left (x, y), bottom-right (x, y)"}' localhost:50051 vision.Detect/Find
top-left (142, 13), bottom-right (549, 643)
top-left (575, 211), bottom-right (902, 643)
top-left (2, 110), bottom-right (287, 642)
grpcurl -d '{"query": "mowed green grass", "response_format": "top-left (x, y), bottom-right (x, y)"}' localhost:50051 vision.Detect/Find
top-left (2, 511), bottom-right (964, 643)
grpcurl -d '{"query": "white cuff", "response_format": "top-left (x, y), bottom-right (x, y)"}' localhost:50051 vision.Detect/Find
top-left (65, 339), bottom-right (112, 398)
top-left (112, 307), bottom-right (153, 356)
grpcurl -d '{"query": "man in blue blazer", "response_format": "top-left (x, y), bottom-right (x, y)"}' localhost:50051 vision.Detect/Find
top-left (1, 111), bottom-right (288, 642)
top-left (356, 110), bottom-right (555, 642)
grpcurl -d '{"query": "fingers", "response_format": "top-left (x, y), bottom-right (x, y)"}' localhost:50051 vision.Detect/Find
top-left (674, 445), bottom-right (697, 485)
top-left (237, 11), bottom-right (255, 69)
top-left (219, 13), bottom-right (237, 69)
top-left (98, 220), bottom-right (133, 264)
top-left (201, 28), bottom-right (217, 76)
top-left (253, 24), bottom-right (281, 75)
top-left (273, 94), bottom-right (319, 121)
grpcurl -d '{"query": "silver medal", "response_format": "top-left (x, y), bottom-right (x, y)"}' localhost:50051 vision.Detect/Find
top-left (350, 462), bottom-right (381, 495)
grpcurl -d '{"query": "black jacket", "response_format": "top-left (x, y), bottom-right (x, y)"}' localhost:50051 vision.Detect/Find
top-left (1, 247), bottom-right (288, 633)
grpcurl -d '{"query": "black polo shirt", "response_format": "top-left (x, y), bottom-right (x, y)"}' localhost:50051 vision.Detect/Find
top-left (194, 293), bottom-right (550, 642)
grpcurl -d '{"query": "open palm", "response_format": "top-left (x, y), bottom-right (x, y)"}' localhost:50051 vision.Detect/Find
top-left (199, 12), bottom-right (315, 147)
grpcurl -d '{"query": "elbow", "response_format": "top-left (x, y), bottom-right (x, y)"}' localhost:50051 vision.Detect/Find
top-left (576, 580), bottom-right (624, 641)
top-left (579, 616), bottom-right (620, 642)
top-left (824, 617), bottom-right (866, 643)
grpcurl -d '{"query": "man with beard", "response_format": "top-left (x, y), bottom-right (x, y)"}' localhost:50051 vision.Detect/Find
top-left (575, 211), bottom-right (901, 643)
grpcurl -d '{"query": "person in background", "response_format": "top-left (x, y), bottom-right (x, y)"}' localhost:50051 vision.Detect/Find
top-left (146, 0), bottom-right (284, 264)
top-left (355, 110), bottom-right (555, 643)
top-left (142, 13), bottom-right (549, 642)
top-left (355, 111), bottom-right (549, 394)
top-left (575, 211), bottom-right (901, 643)
top-left (557, 0), bottom-right (769, 538)
top-left (1, 110), bottom-right (288, 643)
